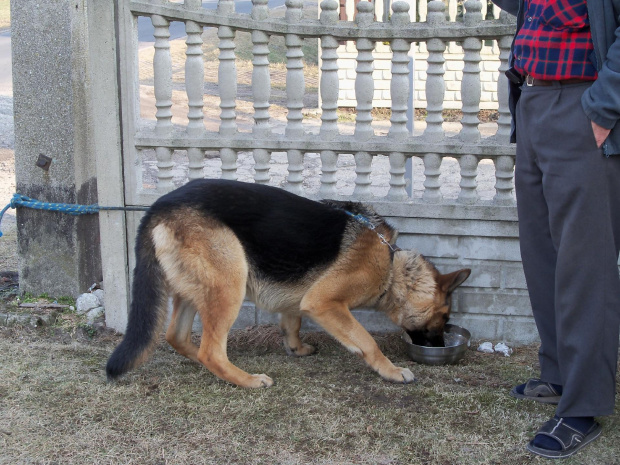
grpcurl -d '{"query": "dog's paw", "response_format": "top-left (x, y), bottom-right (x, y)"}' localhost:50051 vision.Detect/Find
top-left (381, 366), bottom-right (415, 384)
top-left (398, 367), bottom-right (415, 384)
top-left (247, 374), bottom-right (274, 388)
top-left (286, 343), bottom-right (316, 357)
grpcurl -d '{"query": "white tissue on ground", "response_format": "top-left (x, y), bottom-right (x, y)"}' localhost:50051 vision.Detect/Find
top-left (494, 342), bottom-right (513, 357)
top-left (477, 342), bottom-right (494, 354)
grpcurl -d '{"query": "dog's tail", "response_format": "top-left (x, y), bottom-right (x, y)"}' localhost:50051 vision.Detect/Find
top-left (106, 218), bottom-right (168, 380)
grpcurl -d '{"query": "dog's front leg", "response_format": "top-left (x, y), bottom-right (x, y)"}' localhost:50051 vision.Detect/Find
top-left (301, 299), bottom-right (414, 384)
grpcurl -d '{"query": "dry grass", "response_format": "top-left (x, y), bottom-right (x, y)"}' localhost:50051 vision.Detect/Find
top-left (0, 218), bottom-right (15, 270)
top-left (0, 148), bottom-right (17, 272)
top-left (1, 319), bottom-right (620, 465)
top-left (0, 0), bottom-right (9, 31)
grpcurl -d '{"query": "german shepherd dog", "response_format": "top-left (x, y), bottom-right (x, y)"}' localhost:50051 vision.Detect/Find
top-left (106, 179), bottom-right (470, 387)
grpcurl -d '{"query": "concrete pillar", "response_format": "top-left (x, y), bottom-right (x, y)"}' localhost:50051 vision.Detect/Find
top-left (11, 0), bottom-right (101, 297)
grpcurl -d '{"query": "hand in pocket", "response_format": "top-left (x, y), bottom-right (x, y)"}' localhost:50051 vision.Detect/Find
top-left (591, 121), bottom-right (611, 148)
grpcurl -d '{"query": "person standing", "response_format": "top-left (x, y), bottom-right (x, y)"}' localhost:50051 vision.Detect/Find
top-left (490, 0), bottom-right (620, 458)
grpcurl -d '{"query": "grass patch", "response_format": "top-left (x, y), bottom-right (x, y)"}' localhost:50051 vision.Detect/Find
top-left (1, 323), bottom-right (619, 464)
top-left (17, 293), bottom-right (75, 306)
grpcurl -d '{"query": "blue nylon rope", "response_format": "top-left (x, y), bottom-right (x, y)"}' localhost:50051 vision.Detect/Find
top-left (0, 193), bottom-right (149, 237)
top-left (344, 210), bottom-right (375, 229)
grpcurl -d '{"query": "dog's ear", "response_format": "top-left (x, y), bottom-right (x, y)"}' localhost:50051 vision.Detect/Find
top-left (438, 268), bottom-right (471, 294)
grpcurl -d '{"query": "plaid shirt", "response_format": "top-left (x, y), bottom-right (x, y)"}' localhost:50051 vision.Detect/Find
top-left (513, 0), bottom-right (598, 80)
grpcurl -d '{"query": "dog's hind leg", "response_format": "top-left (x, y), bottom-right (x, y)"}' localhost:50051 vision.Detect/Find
top-left (195, 279), bottom-right (274, 388)
top-left (158, 219), bottom-right (273, 388)
top-left (181, 228), bottom-right (273, 388)
top-left (165, 295), bottom-right (199, 363)
top-left (280, 313), bottom-right (316, 356)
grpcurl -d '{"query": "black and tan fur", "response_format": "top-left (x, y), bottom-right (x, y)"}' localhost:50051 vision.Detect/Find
top-left (106, 179), bottom-right (471, 388)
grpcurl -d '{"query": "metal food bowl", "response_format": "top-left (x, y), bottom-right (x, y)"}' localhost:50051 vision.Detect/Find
top-left (402, 324), bottom-right (471, 365)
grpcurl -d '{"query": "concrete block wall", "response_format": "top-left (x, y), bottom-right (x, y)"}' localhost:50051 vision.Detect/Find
top-left (334, 41), bottom-right (501, 110)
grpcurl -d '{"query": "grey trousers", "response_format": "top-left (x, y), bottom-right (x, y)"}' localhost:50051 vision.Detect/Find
top-left (515, 81), bottom-right (620, 418)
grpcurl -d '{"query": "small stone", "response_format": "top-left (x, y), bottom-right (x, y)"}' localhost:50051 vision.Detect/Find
top-left (76, 293), bottom-right (100, 315)
top-left (92, 289), bottom-right (105, 306)
top-left (30, 313), bottom-right (56, 327)
top-left (86, 306), bottom-right (105, 324)
top-left (477, 341), bottom-right (494, 354)
top-left (6, 313), bottom-right (30, 326)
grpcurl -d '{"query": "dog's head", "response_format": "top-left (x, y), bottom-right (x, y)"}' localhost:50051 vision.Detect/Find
top-left (382, 251), bottom-right (470, 347)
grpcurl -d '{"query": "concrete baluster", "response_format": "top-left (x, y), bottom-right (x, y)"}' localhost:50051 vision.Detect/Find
top-left (494, 155), bottom-right (515, 204)
top-left (185, 0), bottom-right (205, 180)
top-left (354, 2), bottom-right (374, 141)
top-left (424, 0), bottom-right (447, 142)
top-left (458, 154), bottom-right (480, 203)
top-left (319, 150), bottom-right (338, 198)
top-left (460, 0), bottom-right (483, 143)
top-left (152, 14), bottom-right (174, 192)
top-left (386, 2), bottom-right (411, 201)
top-left (496, 11), bottom-right (513, 143)
top-left (423, 153), bottom-right (443, 202)
top-left (217, 0), bottom-right (237, 137)
top-left (319, 0), bottom-right (339, 140)
top-left (389, 2), bottom-right (410, 140)
top-left (252, 0), bottom-right (272, 185)
top-left (353, 151), bottom-right (373, 199)
top-left (284, 0), bottom-right (305, 193)
top-left (217, 0), bottom-right (238, 179)
top-left (318, 1), bottom-right (340, 198)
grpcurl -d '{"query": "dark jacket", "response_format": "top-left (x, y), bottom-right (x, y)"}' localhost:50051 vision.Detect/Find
top-left (492, 0), bottom-right (620, 155)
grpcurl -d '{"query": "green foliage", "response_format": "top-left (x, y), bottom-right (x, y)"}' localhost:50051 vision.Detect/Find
top-left (18, 292), bottom-right (75, 307)
top-left (77, 323), bottom-right (98, 338)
